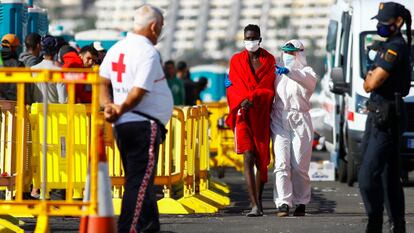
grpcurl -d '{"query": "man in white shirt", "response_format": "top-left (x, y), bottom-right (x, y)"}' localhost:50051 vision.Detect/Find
top-left (99, 4), bottom-right (173, 233)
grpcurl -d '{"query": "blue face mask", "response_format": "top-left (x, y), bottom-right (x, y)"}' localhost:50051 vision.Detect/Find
top-left (376, 22), bottom-right (396, 38)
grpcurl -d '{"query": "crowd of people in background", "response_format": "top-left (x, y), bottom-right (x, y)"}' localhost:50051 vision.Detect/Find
top-left (0, 32), bottom-right (109, 198)
top-left (0, 31), bottom-right (207, 107)
top-left (0, 32), bottom-right (106, 106)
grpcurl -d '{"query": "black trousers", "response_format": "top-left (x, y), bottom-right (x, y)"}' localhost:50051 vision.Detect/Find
top-left (114, 121), bottom-right (161, 233)
top-left (358, 113), bottom-right (405, 231)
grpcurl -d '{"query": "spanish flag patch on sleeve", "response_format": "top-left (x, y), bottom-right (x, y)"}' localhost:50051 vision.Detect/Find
top-left (384, 49), bottom-right (398, 63)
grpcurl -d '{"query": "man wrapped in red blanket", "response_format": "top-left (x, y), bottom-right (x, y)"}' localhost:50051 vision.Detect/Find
top-left (226, 24), bottom-right (276, 217)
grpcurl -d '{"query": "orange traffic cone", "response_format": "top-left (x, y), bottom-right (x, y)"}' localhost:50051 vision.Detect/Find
top-left (79, 129), bottom-right (117, 233)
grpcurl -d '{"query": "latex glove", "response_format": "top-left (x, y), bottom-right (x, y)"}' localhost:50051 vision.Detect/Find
top-left (275, 65), bottom-right (289, 75)
top-left (224, 76), bottom-right (232, 88)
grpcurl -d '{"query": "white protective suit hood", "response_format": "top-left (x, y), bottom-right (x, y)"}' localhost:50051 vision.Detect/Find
top-left (281, 39), bottom-right (307, 70)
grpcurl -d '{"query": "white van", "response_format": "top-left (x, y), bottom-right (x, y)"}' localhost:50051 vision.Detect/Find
top-left (319, 0), bottom-right (414, 186)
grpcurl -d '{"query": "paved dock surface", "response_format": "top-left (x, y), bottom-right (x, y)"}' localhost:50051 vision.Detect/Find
top-left (19, 151), bottom-right (414, 233)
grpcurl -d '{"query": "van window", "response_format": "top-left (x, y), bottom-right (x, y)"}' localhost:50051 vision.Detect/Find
top-left (341, 12), bottom-right (352, 78)
top-left (326, 20), bottom-right (338, 52)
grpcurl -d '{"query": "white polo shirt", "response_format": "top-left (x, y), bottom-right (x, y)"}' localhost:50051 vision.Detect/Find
top-left (99, 33), bottom-right (173, 125)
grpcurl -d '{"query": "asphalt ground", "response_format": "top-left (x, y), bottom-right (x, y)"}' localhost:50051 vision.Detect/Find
top-left (17, 151), bottom-right (414, 233)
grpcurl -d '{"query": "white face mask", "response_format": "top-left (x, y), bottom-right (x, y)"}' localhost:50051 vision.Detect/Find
top-left (244, 40), bottom-right (260, 52)
top-left (368, 49), bottom-right (377, 61)
top-left (283, 53), bottom-right (296, 67)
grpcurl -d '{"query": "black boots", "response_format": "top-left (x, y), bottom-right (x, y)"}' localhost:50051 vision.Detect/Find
top-left (277, 204), bottom-right (289, 217)
top-left (388, 219), bottom-right (406, 233)
top-left (293, 204), bottom-right (306, 216)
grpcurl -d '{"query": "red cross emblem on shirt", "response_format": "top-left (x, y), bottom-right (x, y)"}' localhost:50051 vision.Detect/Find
top-left (112, 53), bottom-right (126, 83)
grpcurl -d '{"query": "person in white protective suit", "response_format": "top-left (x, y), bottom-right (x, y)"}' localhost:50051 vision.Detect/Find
top-left (271, 39), bottom-right (317, 217)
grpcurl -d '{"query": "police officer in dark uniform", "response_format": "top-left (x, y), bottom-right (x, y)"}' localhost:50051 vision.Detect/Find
top-left (359, 2), bottom-right (412, 233)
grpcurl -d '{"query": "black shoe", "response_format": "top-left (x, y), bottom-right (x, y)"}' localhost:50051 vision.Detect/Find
top-left (293, 204), bottom-right (306, 216)
top-left (366, 217), bottom-right (382, 233)
top-left (389, 219), bottom-right (406, 233)
top-left (277, 204), bottom-right (289, 217)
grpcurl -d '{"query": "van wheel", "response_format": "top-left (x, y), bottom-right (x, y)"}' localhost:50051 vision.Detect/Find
top-left (347, 156), bottom-right (356, 187)
top-left (338, 158), bottom-right (347, 183)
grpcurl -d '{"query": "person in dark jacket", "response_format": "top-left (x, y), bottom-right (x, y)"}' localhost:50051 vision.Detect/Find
top-left (19, 33), bottom-right (42, 67)
top-left (0, 34), bottom-right (24, 100)
top-left (177, 61), bottom-right (196, 105)
top-left (18, 33), bottom-right (42, 104)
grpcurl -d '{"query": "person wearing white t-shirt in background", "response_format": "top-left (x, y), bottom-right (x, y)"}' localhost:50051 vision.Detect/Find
top-left (99, 4), bottom-right (173, 233)
top-left (31, 35), bottom-right (67, 104)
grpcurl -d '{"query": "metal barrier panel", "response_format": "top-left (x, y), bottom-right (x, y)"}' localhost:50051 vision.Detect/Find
top-left (154, 107), bottom-right (185, 186)
top-left (30, 103), bottom-right (88, 199)
top-left (199, 105), bottom-right (210, 175)
top-left (0, 101), bottom-right (17, 200)
top-left (204, 102), bottom-right (227, 153)
top-left (0, 100), bottom-right (33, 200)
top-left (0, 68), bottom-right (102, 232)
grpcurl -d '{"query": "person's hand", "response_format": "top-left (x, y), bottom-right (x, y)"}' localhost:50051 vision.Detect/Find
top-left (104, 104), bottom-right (121, 123)
top-left (240, 99), bottom-right (253, 110)
top-left (275, 65), bottom-right (289, 75)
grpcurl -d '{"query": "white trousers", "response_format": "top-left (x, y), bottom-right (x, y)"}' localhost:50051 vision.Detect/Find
top-left (271, 110), bottom-right (313, 208)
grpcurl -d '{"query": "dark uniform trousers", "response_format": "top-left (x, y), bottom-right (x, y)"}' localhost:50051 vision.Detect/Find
top-left (114, 121), bottom-right (161, 233)
top-left (359, 112), bottom-right (405, 231)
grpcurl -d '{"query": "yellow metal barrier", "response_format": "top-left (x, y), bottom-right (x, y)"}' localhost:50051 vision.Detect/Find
top-left (177, 106), bottom-right (218, 213)
top-left (155, 107), bottom-right (193, 214)
top-left (103, 107), bottom-right (195, 215)
top-left (204, 102), bottom-right (227, 153)
top-left (206, 102), bottom-right (243, 173)
top-left (0, 101), bottom-right (33, 201)
top-left (30, 103), bottom-right (88, 199)
top-left (92, 104), bottom-right (231, 215)
top-left (197, 105), bottom-right (230, 207)
top-left (0, 68), bottom-right (102, 232)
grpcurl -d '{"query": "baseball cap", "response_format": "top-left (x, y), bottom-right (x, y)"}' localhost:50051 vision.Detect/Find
top-left (41, 35), bottom-right (58, 55)
top-left (1, 34), bottom-right (20, 48)
top-left (93, 41), bottom-right (105, 51)
top-left (371, 2), bottom-right (404, 22)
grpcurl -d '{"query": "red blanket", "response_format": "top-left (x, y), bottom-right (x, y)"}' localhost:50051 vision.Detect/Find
top-left (226, 48), bottom-right (275, 182)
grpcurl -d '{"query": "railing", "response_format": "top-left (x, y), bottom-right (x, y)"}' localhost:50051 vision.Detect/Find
top-left (0, 68), bottom-right (232, 232)
top-left (0, 68), bottom-right (102, 232)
